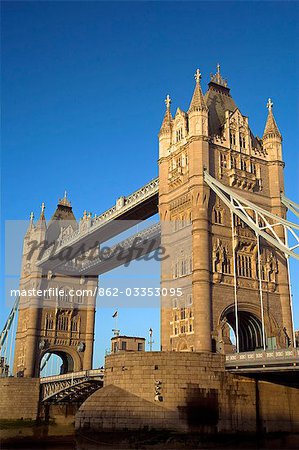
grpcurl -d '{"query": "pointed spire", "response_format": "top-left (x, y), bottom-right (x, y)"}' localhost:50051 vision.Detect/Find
top-left (36, 202), bottom-right (46, 229)
top-left (210, 63), bottom-right (228, 87)
top-left (26, 211), bottom-right (35, 234)
top-left (58, 190), bottom-right (71, 207)
top-left (263, 98), bottom-right (281, 140)
top-left (159, 94), bottom-right (173, 135)
top-left (188, 68), bottom-right (208, 112)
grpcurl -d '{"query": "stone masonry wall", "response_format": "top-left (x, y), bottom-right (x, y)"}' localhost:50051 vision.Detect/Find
top-left (0, 378), bottom-right (40, 420)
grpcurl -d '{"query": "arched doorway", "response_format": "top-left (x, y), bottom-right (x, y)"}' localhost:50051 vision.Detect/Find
top-left (40, 350), bottom-right (75, 377)
top-left (220, 306), bottom-right (265, 352)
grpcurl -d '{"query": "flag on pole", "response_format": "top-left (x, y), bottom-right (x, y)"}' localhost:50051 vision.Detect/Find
top-left (112, 310), bottom-right (118, 318)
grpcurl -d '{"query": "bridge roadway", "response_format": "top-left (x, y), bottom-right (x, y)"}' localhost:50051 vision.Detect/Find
top-left (40, 349), bottom-right (299, 403)
top-left (37, 177), bottom-right (159, 272)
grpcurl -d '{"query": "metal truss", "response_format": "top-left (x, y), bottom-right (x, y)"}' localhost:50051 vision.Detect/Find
top-left (281, 194), bottom-right (299, 219)
top-left (40, 369), bottom-right (104, 402)
top-left (0, 297), bottom-right (19, 351)
top-left (204, 171), bottom-right (299, 260)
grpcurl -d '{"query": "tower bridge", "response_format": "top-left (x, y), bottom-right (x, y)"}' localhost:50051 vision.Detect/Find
top-left (1, 65), bottom-right (299, 432)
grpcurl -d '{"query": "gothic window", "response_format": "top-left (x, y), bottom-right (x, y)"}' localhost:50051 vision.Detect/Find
top-left (174, 327), bottom-right (178, 335)
top-left (222, 257), bottom-right (231, 274)
top-left (180, 308), bottom-right (186, 320)
top-left (237, 254), bottom-right (252, 278)
top-left (176, 128), bottom-right (183, 142)
top-left (71, 315), bottom-right (80, 333)
top-left (181, 325), bottom-right (186, 334)
top-left (172, 297), bottom-right (178, 309)
top-left (57, 312), bottom-right (69, 332)
top-left (230, 131), bottom-right (236, 147)
top-left (214, 208), bottom-right (223, 224)
top-left (239, 134), bottom-right (246, 150)
top-left (240, 158), bottom-right (247, 171)
top-left (251, 162), bottom-right (257, 175)
top-left (230, 155), bottom-right (237, 169)
top-left (189, 324), bottom-right (193, 332)
top-left (45, 313), bottom-right (54, 330)
top-left (220, 153), bottom-right (227, 168)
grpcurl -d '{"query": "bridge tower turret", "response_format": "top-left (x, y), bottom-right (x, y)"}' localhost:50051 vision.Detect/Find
top-left (159, 65), bottom-right (293, 354)
top-left (13, 195), bottom-right (98, 377)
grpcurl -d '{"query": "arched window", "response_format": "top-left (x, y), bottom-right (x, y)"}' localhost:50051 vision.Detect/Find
top-left (57, 312), bottom-right (69, 332)
top-left (230, 131), bottom-right (236, 147)
top-left (240, 158), bottom-right (247, 171)
top-left (45, 313), bottom-right (54, 330)
top-left (71, 315), bottom-right (80, 333)
top-left (214, 208), bottom-right (223, 224)
top-left (237, 254), bottom-right (252, 278)
top-left (220, 153), bottom-right (227, 168)
top-left (239, 134), bottom-right (246, 150)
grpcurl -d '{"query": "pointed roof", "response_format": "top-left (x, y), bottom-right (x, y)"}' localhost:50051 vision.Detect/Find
top-left (188, 69), bottom-right (208, 112)
top-left (46, 193), bottom-right (77, 244)
top-left (263, 98), bottom-right (281, 140)
top-left (205, 64), bottom-right (237, 136)
top-left (159, 94), bottom-right (173, 135)
top-left (25, 211), bottom-right (35, 235)
top-left (36, 202), bottom-right (47, 230)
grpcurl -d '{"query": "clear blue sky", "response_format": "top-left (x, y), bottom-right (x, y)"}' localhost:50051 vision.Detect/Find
top-left (1, 1), bottom-right (298, 367)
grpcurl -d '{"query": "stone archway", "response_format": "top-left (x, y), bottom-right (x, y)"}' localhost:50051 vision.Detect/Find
top-left (218, 305), bottom-right (265, 352)
top-left (39, 347), bottom-right (82, 376)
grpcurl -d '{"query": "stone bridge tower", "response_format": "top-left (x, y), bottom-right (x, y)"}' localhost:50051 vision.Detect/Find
top-left (13, 195), bottom-right (97, 377)
top-left (159, 66), bottom-right (293, 353)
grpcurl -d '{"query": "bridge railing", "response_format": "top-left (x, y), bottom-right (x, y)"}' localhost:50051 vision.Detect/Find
top-left (225, 348), bottom-right (299, 369)
top-left (40, 368), bottom-right (104, 384)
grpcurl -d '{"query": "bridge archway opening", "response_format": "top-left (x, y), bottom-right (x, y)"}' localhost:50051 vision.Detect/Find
top-left (221, 307), bottom-right (264, 352)
top-left (40, 351), bottom-right (74, 377)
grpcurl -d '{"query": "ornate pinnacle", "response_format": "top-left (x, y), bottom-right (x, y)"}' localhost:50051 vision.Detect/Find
top-left (41, 202), bottom-right (45, 213)
top-left (267, 98), bottom-right (273, 112)
top-left (30, 211), bottom-right (34, 221)
top-left (194, 68), bottom-right (202, 84)
top-left (210, 63), bottom-right (228, 87)
top-left (165, 94), bottom-right (171, 110)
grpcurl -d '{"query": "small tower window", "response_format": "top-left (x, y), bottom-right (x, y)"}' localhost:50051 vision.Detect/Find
top-left (230, 132), bottom-right (236, 147)
top-left (214, 208), bottom-right (223, 224)
top-left (220, 153), bottom-right (227, 168)
top-left (240, 158), bottom-right (247, 171)
top-left (237, 254), bottom-right (252, 278)
top-left (176, 128), bottom-right (183, 142)
top-left (240, 134), bottom-right (246, 150)
top-left (230, 156), bottom-right (237, 169)
top-left (251, 162), bottom-right (257, 175)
